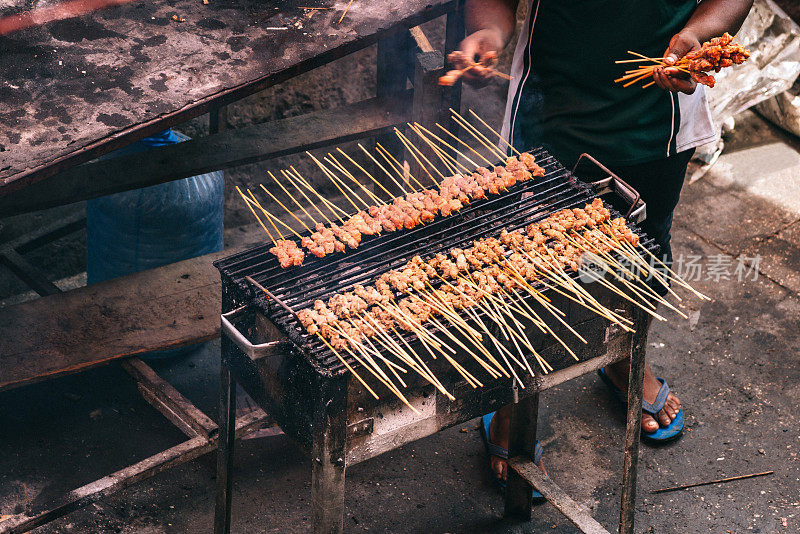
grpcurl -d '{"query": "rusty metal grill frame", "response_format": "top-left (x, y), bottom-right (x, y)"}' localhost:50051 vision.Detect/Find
top-left (215, 147), bottom-right (658, 377)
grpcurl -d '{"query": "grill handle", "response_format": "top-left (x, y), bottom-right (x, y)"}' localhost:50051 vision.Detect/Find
top-left (572, 153), bottom-right (646, 223)
top-left (221, 305), bottom-right (287, 361)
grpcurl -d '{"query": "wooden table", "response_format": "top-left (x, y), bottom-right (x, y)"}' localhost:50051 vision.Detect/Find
top-left (0, 0), bottom-right (459, 215)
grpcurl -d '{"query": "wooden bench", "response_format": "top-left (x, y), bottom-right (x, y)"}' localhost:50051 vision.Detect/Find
top-left (0, 246), bottom-right (273, 534)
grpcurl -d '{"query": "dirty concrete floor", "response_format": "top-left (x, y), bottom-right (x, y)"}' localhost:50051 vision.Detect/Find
top-left (2, 21), bottom-right (800, 531)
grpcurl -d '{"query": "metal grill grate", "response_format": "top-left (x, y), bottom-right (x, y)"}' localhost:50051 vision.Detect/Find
top-left (216, 147), bottom-right (658, 376)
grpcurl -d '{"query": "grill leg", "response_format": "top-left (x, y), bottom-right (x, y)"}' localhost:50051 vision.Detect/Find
top-left (619, 309), bottom-right (650, 534)
top-left (504, 389), bottom-right (540, 519)
top-left (311, 380), bottom-right (348, 534)
top-left (214, 361), bottom-right (237, 534)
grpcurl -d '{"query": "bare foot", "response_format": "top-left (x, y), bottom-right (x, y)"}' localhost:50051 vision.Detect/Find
top-left (488, 405), bottom-right (546, 482)
top-left (605, 360), bottom-right (682, 434)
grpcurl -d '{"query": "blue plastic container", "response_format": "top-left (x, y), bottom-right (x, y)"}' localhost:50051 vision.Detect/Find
top-left (86, 129), bottom-right (224, 357)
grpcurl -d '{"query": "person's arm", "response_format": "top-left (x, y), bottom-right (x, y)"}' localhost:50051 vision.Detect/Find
top-left (654, 0), bottom-right (754, 94)
top-left (454, 0), bottom-right (518, 84)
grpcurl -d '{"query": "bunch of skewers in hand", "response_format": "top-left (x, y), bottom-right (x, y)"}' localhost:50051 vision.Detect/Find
top-left (615, 32), bottom-right (750, 88)
top-left (439, 50), bottom-right (512, 86)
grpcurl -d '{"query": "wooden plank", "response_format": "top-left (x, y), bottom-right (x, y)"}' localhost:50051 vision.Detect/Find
top-left (0, 93), bottom-right (411, 217)
top-left (122, 358), bottom-right (218, 438)
top-left (0, 244), bottom-right (250, 392)
top-left (0, 435), bottom-right (213, 534)
top-left (0, 0), bottom-right (454, 196)
top-left (509, 457), bottom-right (611, 534)
top-left (0, 408), bottom-right (272, 534)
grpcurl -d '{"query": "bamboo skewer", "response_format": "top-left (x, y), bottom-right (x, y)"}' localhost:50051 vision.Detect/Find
top-left (449, 112), bottom-right (505, 161)
top-left (236, 186), bottom-right (276, 244)
top-left (636, 242), bottom-right (710, 301)
top-left (257, 183), bottom-right (317, 230)
top-left (358, 143), bottom-right (411, 196)
top-left (244, 189), bottom-right (301, 240)
top-left (409, 124), bottom-right (462, 176)
top-left (414, 122), bottom-right (481, 169)
top-left (267, 171), bottom-right (318, 229)
top-left (306, 151), bottom-right (366, 212)
top-left (318, 335), bottom-right (379, 399)
top-left (278, 167), bottom-right (336, 224)
top-left (450, 109), bottom-right (507, 159)
top-left (563, 232), bottom-right (683, 316)
top-left (376, 142), bottom-right (426, 191)
top-left (336, 147), bottom-right (396, 200)
top-left (394, 128), bottom-right (444, 185)
top-left (411, 125), bottom-right (471, 178)
top-left (435, 123), bottom-right (495, 166)
top-left (468, 108), bottom-right (521, 157)
top-left (286, 166), bottom-right (350, 221)
top-left (326, 153), bottom-right (386, 206)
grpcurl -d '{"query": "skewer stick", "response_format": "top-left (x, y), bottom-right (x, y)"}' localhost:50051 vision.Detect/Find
top-left (286, 166), bottom-right (349, 221)
top-left (357, 329), bottom-right (409, 388)
top-left (504, 263), bottom-right (589, 345)
top-left (410, 123), bottom-right (473, 176)
top-left (433, 274), bottom-right (525, 373)
top-left (450, 109), bottom-right (506, 159)
top-left (361, 313), bottom-right (448, 396)
top-left (636, 242), bottom-right (710, 301)
top-left (343, 346), bottom-right (420, 415)
top-left (420, 287), bottom-right (505, 378)
top-left (376, 142), bottom-right (427, 191)
top-left (383, 301), bottom-right (455, 354)
top-left (236, 186), bottom-right (277, 243)
top-left (274, 169), bottom-right (333, 225)
top-left (409, 124), bottom-right (460, 176)
top-left (427, 313), bottom-right (498, 380)
top-left (468, 109), bottom-right (521, 156)
top-left (564, 232), bottom-right (680, 313)
top-left (485, 296), bottom-right (536, 375)
top-left (306, 151), bottom-right (365, 212)
top-left (435, 123), bottom-right (495, 166)
top-left (358, 143), bottom-right (411, 195)
top-left (318, 335), bottom-right (379, 399)
top-left (337, 0), bottom-right (354, 24)
top-left (384, 300), bottom-right (480, 387)
top-left (512, 251), bottom-right (632, 330)
top-left (414, 123), bottom-right (480, 169)
top-left (245, 189), bottom-right (300, 240)
top-left (521, 246), bottom-right (635, 327)
top-left (449, 112), bottom-right (505, 161)
top-left (394, 128), bottom-right (444, 185)
top-left (257, 183), bottom-right (317, 229)
top-left (598, 224), bottom-right (681, 300)
top-left (267, 171), bottom-right (318, 229)
top-left (336, 147), bottom-right (396, 199)
top-left (326, 153), bottom-right (386, 205)
top-left (389, 324), bottom-right (455, 400)
top-left (591, 229), bottom-right (688, 311)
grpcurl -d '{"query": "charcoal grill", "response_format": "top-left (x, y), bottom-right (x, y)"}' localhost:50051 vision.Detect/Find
top-left (213, 148), bottom-right (654, 534)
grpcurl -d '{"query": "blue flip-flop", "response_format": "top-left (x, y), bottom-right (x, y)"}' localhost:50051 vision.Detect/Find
top-left (480, 412), bottom-right (545, 499)
top-left (597, 367), bottom-right (684, 443)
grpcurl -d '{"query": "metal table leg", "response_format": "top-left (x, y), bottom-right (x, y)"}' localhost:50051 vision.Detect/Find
top-left (504, 387), bottom-right (540, 520)
top-left (311, 380), bottom-right (349, 534)
top-left (619, 309), bottom-right (650, 534)
top-left (214, 361), bottom-right (237, 534)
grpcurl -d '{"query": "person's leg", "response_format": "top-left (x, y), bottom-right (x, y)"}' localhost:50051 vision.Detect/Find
top-left (488, 404), bottom-right (547, 482)
top-left (603, 149), bottom-right (694, 435)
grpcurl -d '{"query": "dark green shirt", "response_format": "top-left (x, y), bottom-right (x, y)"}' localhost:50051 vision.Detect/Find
top-left (501, 0), bottom-right (716, 167)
